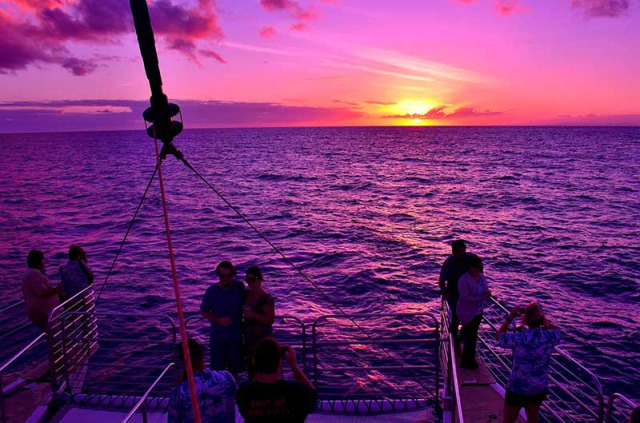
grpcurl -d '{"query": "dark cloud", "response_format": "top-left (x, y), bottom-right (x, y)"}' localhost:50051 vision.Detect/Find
top-left (571, 0), bottom-right (630, 17)
top-left (260, 0), bottom-right (318, 20)
top-left (199, 49), bottom-right (227, 63)
top-left (61, 57), bottom-right (98, 75)
top-left (0, 99), bottom-right (366, 133)
top-left (385, 106), bottom-right (502, 120)
top-left (0, 0), bottom-right (224, 75)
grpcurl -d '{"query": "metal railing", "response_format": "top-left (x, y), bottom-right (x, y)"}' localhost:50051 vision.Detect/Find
top-left (440, 301), bottom-right (464, 423)
top-left (606, 393), bottom-right (638, 423)
top-left (0, 333), bottom-right (48, 423)
top-left (185, 313), bottom-right (308, 371)
top-left (311, 312), bottom-right (439, 415)
top-left (0, 300), bottom-right (39, 364)
top-left (120, 362), bottom-right (175, 423)
top-left (480, 297), bottom-right (605, 423)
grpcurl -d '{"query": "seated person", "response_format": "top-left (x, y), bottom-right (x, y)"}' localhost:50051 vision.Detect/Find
top-left (168, 339), bottom-right (237, 423)
top-left (236, 338), bottom-right (317, 423)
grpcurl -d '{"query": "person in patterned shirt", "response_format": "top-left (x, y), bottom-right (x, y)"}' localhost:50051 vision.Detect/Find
top-left (168, 339), bottom-right (238, 423)
top-left (497, 301), bottom-right (561, 423)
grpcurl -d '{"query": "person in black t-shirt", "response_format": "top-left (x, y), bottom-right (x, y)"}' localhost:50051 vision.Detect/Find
top-left (236, 337), bottom-right (317, 423)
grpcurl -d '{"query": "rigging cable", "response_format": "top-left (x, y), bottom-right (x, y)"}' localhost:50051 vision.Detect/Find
top-left (153, 139), bottom-right (202, 423)
top-left (178, 156), bottom-right (435, 394)
top-left (95, 165), bottom-right (157, 305)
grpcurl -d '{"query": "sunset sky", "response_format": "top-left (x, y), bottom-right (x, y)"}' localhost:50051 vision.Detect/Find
top-left (1, 0), bottom-right (639, 132)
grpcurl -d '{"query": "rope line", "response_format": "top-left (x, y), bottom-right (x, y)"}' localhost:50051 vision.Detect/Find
top-left (95, 166), bottom-right (158, 305)
top-left (179, 157), bottom-right (434, 393)
top-left (154, 141), bottom-right (202, 423)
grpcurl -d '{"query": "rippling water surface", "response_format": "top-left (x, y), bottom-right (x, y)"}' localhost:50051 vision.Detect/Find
top-left (0, 127), bottom-right (638, 397)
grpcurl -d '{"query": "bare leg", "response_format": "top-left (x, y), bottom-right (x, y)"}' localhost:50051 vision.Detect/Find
top-left (503, 402), bottom-right (521, 423)
top-left (524, 403), bottom-right (541, 423)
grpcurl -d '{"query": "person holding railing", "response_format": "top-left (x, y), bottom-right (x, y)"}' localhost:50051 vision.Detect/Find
top-left (168, 338), bottom-right (237, 423)
top-left (438, 239), bottom-right (474, 347)
top-left (457, 254), bottom-right (491, 370)
top-left (497, 301), bottom-right (561, 423)
top-left (59, 244), bottom-right (94, 302)
top-left (242, 265), bottom-right (275, 379)
top-left (22, 249), bottom-right (62, 331)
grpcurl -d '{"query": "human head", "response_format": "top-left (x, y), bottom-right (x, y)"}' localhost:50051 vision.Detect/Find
top-left (523, 301), bottom-right (546, 328)
top-left (245, 265), bottom-right (264, 287)
top-left (629, 406), bottom-right (640, 423)
top-left (27, 249), bottom-right (45, 269)
top-left (68, 245), bottom-right (84, 261)
top-left (254, 337), bottom-right (282, 375)
top-left (468, 255), bottom-right (484, 274)
top-left (215, 261), bottom-right (236, 288)
top-left (177, 338), bottom-right (205, 369)
top-left (451, 240), bottom-right (467, 260)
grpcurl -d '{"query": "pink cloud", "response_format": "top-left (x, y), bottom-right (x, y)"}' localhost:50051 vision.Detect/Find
top-left (0, 0), bottom-right (224, 75)
top-left (365, 100), bottom-right (395, 106)
top-left (0, 99), bottom-right (367, 132)
top-left (260, 0), bottom-right (318, 20)
top-left (290, 22), bottom-right (309, 31)
top-left (259, 26), bottom-right (277, 39)
top-left (571, 0), bottom-right (630, 17)
top-left (385, 106), bottom-right (502, 120)
top-left (495, 0), bottom-right (522, 16)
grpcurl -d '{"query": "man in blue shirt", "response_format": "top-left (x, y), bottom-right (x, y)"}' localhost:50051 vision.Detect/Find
top-left (200, 261), bottom-right (245, 378)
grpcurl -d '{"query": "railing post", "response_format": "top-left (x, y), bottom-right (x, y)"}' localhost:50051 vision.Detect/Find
top-left (311, 322), bottom-right (319, 385)
top-left (142, 400), bottom-right (148, 423)
top-left (0, 373), bottom-right (6, 423)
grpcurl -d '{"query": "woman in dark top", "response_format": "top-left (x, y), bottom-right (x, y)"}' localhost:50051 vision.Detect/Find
top-left (243, 265), bottom-right (275, 378)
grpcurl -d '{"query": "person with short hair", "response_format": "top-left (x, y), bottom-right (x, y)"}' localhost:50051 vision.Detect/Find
top-left (457, 255), bottom-right (491, 370)
top-left (59, 244), bottom-right (94, 300)
top-left (168, 339), bottom-right (237, 423)
top-left (438, 239), bottom-right (474, 344)
top-left (22, 249), bottom-right (62, 330)
top-left (242, 265), bottom-right (275, 379)
top-left (200, 261), bottom-right (245, 378)
top-left (236, 338), bottom-right (317, 423)
top-left (497, 301), bottom-right (561, 423)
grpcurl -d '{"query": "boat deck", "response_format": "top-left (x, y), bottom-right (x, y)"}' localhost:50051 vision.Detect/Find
top-left (455, 355), bottom-right (526, 423)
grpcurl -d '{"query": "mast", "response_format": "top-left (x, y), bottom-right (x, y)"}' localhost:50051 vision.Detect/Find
top-left (128, 2), bottom-right (201, 423)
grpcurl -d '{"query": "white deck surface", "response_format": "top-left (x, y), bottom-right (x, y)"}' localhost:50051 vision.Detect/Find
top-left (55, 406), bottom-right (431, 423)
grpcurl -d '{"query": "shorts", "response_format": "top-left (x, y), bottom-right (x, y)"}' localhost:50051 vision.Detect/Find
top-left (505, 389), bottom-right (547, 408)
top-left (210, 338), bottom-right (244, 374)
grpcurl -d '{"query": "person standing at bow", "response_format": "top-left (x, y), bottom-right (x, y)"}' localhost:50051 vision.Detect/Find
top-left (22, 249), bottom-right (62, 331)
top-left (242, 265), bottom-right (275, 379)
top-left (457, 255), bottom-right (491, 370)
top-left (200, 260), bottom-right (246, 379)
top-left (438, 239), bottom-right (474, 346)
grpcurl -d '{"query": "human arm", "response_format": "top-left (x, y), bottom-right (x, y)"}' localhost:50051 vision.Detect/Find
top-left (496, 306), bottom-right (522, 340)
top-left (32, 273), bottom-right (61, 298)
top-left (243, 295), bottom-right (275, 325)
top-left (200, 291), bottom-right (231, 326)
top-left (200, 310), bottom-right (231, 327)
top-left (283, 345), bottom-right (315, 390)
top-left (458, 274), bottom-right (484, 302)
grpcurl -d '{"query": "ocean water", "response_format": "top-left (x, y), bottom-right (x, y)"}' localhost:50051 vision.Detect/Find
top-left (0, 126), bottom-right (638, 398)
